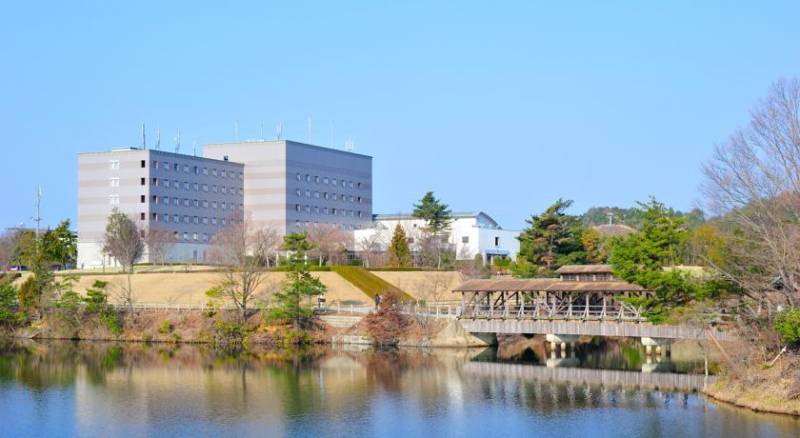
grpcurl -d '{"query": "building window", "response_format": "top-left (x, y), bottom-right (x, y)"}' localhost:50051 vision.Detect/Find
top-left (212, 168), bottom-right (217, 176)
top-left (462, 236), bottom-right (469, 244)
top-left (314, 175), bottom-right (320, 183)
top-left (193, 182), bottom-right (199, 191)
top-left (164, 180), bottom-right (170, 188)
top-left (109, 195), bottom-right (119, 205)
top-left (183, 165), bottom-right (189, 173)
top-left (109, 160), bottom-right (120, 170)
top-left (323, 177), bottom-right (329, 184)
top-left (152, 195), bottom-right (158, 203)
top-left (163, 161), bottom-right (169, 171)
top-left (193, 199), bottom-right (199, 207)
top-left (140, 195), bottom-right (145, 203)
top-left (221, 170), bottom-right (226, 178)
top-left (357, 182), bottom-right (362, 189)
top-left (203, 200), bottom-right (208, 208)
top-left (173, 215), bottom-right (179, 223)
top-left (140, 160), bottom-right (146, 168)
top-left (152, 213), bottom-right (158, 221)
top-left (194, 166), bottom-right (199, 175)
top-left (183, 232), bottom-right (189, 240)
top-left (109, 178), bottom-right (119, 187)
top-left (331, 178), bottom-right (337, 186)
top-left (173, 163), bottom-right (179, 171)
top-left (140, 212), bottom-right (145, 220)
top-left (305, 174), bottom-right (310, 182)
top-left (221, 202), bottom-right (226, 210)
top-left (212, 201), bottom-right (217, 209)
top-left (140, 177), bottom-right (146, 186)
top-left (203, 167), bottom-right (208, 175)
top-left (152, 178), bottom-right (159, 186)
top-left (494, 236), bottom-right (500, 246)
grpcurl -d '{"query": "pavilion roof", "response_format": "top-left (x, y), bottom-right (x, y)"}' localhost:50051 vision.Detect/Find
top-left (555, 264), bottom-right (614, 275)
top-left (453, 278), bottom-right (644, 293)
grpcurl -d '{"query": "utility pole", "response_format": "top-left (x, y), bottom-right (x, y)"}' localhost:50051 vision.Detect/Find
top-left (32, 186), bottom-right (43, 238)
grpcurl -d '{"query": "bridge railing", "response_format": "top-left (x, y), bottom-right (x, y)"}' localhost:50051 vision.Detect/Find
top-left (461, 302), bottom-right (647, 322)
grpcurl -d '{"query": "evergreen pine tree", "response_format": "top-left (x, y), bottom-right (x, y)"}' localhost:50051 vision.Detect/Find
top-left (387, 224), bottom-right (411, 268)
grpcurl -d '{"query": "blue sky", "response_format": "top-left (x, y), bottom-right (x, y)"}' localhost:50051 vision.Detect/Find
top-left (2, 1), bottom-right (799, 230)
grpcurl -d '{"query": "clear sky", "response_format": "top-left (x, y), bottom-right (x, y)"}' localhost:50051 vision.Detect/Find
top-left (2, 1), bottom-right (799, 231)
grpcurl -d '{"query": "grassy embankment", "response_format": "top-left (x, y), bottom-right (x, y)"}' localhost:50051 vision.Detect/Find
top-left (330, 266), bottom-right (414, 301)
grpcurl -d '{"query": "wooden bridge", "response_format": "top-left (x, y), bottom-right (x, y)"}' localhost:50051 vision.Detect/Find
top-left (463, 361), bottom-right (712, 393)
top-left (454, 265), bottom-right (734, 341)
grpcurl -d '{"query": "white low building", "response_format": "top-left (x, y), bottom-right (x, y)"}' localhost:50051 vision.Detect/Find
top-left (353, 212), bottom-right (520, 264)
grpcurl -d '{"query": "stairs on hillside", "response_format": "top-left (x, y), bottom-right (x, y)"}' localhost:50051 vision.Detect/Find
top-left (319, 314), bottom-right (364, 329)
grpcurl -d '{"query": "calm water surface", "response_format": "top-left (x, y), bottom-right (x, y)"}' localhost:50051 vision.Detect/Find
top-left (0, 340), bottom-right (798, 438)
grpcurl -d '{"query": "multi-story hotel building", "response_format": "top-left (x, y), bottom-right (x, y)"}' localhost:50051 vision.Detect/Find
top-left (77, 148), bottom-right (244, 268)
top-left (203, 140), bottom-right (373, 234)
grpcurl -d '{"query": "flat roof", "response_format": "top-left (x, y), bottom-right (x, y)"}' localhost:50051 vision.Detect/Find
top-left (78, 148), bottom-right (242, 166)
top-left (204, 139), bottom-right (373, 159)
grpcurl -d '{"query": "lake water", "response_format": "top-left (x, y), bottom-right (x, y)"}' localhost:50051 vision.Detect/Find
top-left (0, 340), bottom-right (798, 437)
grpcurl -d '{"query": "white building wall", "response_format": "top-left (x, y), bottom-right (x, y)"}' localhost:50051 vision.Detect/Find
top-left (353, 212), bottom-right (520, 263)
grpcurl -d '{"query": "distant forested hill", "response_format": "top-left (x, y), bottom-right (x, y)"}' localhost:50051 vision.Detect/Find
top-left (581, 206), bottom-right (705, 229)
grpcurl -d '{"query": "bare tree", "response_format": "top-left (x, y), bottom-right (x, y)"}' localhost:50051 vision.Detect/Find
top-left (702, 78), bottom-right (800, 316)
top-left (145, 226), bottom-right (175, 266)
top-left (358, 232), bottom-right (387, 268)
top-left (207, 219), bottom-right (273, 320)
top-left (252, 225), bottom-right (281, 268)
top-left (0, 230), bottom-right (14, 270)
top-left (306, 223), bottom-right (351, 266)
top-left (102, 210), bottom-right (144, 310)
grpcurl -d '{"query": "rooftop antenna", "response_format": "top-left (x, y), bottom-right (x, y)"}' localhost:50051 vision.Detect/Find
top-left (276, 121), bottom-right (283, 140)
top-left (344, 138), bottom-right (354, 152)
top-left (141, 123), bottom-right (147, 149)
top-left (234, 121), bottom-right (239, 141)
top-left (32, 186), bottom-right (43, 238)
top-left (307, 116), bottom-right (312, 143)
top-left (175, 128), bottom-right (181, 153)
top-left (155, 127), bottom-right (161, 150)
top-left (192, 140), bottom-right (197, 157)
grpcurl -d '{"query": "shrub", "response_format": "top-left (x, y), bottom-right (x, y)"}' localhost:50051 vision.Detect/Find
top-left (363, 292), bottom-right (409, 346)
top-left (158, 320), bottom-right (173, 335)
top-left (0, 283), bottom-right (18, 326)
top-left (774, 309), bottom-right (800, 345)
top-left (102, 311), bottom-right (122, 335)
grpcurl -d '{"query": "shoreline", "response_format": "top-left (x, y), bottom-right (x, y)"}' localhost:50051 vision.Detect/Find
top-left (702, 381), bottom-right (800, 418)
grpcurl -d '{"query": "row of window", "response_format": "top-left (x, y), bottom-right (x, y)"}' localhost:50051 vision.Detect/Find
top-left (295, 173), bottom-right (365, 190)
top-left (152, 160), bottom-right (242, 180)
top-left (151, 178), bottom-right (242, 195)
top-left (295, 188), bottom-right (364, 203)
top-left (149, 212), bottom-right (230, 227)
top-left (151, 196), bottom-right (242, 211)
top-left (107, 159), bottom-right (242, 180)
top-left (294, 221), bottom-right (359, 231)
top-left (294, 204), bottom-right (364, 218)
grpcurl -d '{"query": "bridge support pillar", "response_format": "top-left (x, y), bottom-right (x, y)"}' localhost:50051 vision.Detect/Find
top-left (641, 337), bottom-right (672, 356)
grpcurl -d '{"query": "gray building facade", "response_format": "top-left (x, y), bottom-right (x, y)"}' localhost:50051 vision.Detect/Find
top-left (203, 140), bottom-right (372, 234)
top-left (77, 148), bottom-right (244, 268)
